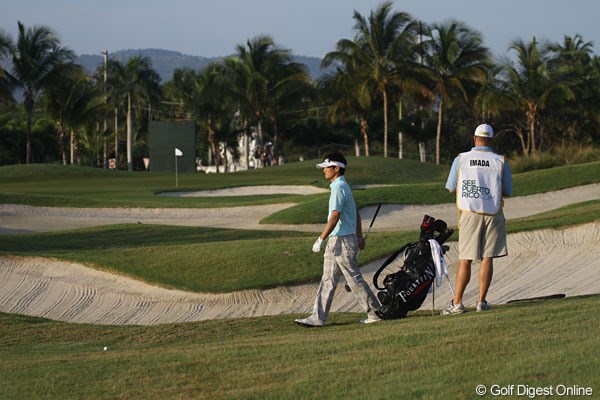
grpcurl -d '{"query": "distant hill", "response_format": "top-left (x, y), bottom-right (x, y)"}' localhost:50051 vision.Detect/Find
top-left (77, 48), bottom-right (329, 82)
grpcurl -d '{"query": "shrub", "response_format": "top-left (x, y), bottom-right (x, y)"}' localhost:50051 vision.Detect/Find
top-left (509, 145), bottom-right (600, 173)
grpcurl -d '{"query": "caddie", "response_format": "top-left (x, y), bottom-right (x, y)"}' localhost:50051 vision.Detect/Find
top-left (443, 123), bottom-right (512, 314)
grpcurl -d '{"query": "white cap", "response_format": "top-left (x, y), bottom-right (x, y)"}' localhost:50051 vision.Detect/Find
top-left (474, 124), bottom-right (494, 138)
top-left (316, 159), bottom-right (346, 169)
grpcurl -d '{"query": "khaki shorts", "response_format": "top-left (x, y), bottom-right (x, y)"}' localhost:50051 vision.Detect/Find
top-left (458, 209), bottom-right (508, 261)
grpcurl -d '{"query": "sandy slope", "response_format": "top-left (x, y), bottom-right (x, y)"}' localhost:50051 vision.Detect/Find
top-left (0, 183), bottom-right (598, 325)
top-left (0, 223), bottom-right (598, 325)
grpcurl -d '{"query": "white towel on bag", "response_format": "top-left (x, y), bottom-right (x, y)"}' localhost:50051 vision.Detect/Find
top-left (429, 239), bottom-right (449, 287)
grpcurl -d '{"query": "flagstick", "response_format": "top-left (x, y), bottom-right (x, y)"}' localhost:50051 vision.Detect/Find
top-left (175, 152), bottom-right (178, 188)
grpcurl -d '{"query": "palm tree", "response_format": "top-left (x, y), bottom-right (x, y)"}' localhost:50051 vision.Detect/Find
top-left (8, 21), bottom-right (75, 163)
top-left (321, 42), bottom-right (376, 156)
top-left (423, 20), bottom-right (490, 164)
top-left (492, 37), bottom-right (575, 156)
top-left (327, 2), bottom-right (417, 157)
top-left (0, 29), bottom-right (14, 105)
top-left (108, 56), bottom-right (160, 171)
top-left (263, 52), bottom-right (312, 157)
top-left (164, 64), bottom-right (241, 172)
top-left (546, 35), bottom-right (598, 144)
top-left (104, 59), bottom-right (129, 169)
top-left (548, 34), bottom-right (594, 68)
top-left (196, 62), bottom-right (232, 172)
top-left (43, 66), bottom-right (105, 164)
top-left (162, 68), bottom-right (200, 119)
top-left (230, 35), bottom-right (299, 146)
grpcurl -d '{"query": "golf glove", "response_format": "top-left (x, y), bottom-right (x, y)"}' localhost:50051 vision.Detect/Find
top-left (312, 237), bottom-right (323, 253)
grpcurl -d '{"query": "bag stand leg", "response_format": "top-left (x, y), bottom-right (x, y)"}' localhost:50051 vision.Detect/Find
top-left (432, 281), bottom-right (435, 316)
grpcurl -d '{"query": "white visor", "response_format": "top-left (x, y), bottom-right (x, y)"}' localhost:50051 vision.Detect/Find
top-left (316, 159), bottom-right (346, 169)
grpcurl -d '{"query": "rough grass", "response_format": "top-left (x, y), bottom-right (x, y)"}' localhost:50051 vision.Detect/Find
top-left (1, 295), bottom-right (598, 399)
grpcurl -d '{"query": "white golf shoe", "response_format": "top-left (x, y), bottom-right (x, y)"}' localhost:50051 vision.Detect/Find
top-left (476, 300), bottom-right (491, 312)
top-left (294, 316), bottom-right (325, 328)
top-left (442, 301), bottom-right (465, 315)
top-left (360, 315), bottom-right (383, 324)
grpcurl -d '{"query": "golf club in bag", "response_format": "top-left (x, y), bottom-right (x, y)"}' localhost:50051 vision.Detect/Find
top-left (374, 215), bottom-right (454, 320)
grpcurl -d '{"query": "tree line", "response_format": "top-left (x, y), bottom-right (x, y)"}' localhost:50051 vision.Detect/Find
top-left (1, 1), bottom-right (599, 171)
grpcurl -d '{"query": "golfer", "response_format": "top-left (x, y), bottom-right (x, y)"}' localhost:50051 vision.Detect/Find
top-left (443, 123), bottom-right (512, 314)
top-left (295, 152), bottom-right (381, 327)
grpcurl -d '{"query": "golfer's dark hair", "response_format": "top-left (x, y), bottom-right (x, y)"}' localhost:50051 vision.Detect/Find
top-left (324, 151), bottom-right (347, 175)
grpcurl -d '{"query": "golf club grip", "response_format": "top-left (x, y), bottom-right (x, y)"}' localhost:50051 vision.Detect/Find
top-left (364, 203), bottom-right (382, 240)
top-left (369, 203), bottom-right (383, 229)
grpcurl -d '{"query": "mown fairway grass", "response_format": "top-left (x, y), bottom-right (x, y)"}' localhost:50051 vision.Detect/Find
top-left (1, 295), bottom-right (598, 400)
top-left (0, 157), bottom-right (448, 209)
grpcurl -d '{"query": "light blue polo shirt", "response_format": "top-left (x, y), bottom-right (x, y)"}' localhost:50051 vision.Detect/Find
top-left (328, 175), bottom-right (357, 237)
top-left (445, 146), bottom-right (513, 196)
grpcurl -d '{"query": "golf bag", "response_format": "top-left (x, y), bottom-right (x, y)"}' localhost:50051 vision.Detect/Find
top-left (374, 215), bottom-right (454, 320)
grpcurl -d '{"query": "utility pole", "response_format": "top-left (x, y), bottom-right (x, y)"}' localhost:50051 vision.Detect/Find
top-left (102, 50), bottom-right (108, 169)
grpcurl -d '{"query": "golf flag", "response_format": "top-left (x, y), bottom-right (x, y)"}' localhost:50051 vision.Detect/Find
top-left (175, 148), bottom-right (183, 157)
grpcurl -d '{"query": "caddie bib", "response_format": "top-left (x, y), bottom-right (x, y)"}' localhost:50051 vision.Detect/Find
top-left (457, 150), bottom-right (504, 215)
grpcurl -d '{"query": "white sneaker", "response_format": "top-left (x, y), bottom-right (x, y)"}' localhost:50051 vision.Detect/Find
top-left (442, 302), bottom-right (465, 315)
top-left (360, 315), bottom-right (382, 324)
top-left (476, 300), bottom-right (491, 312)
top-left (294, 316), bottom-right (324, 328)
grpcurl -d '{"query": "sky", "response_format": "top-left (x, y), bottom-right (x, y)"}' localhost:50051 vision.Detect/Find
top-left (1, 0), bottom-right (599, 60)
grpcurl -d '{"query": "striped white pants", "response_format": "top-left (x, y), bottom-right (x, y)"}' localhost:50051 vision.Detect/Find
top-left (312, 235), bottom-right (381, 321)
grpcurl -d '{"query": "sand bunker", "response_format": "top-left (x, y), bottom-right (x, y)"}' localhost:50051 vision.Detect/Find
top-left (0, 222), bottom-right (598, 325)
top-left (0, 203), bottom-right (302, 234)
top-left (158, 185), bottom-right (328, 197)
